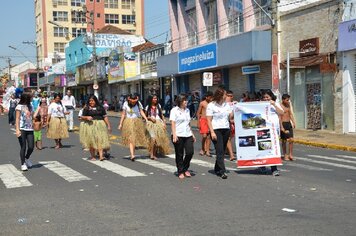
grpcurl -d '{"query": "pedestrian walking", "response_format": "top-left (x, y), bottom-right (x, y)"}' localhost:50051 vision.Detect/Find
top-left (8, 94), bottom-right (18, 126)
top-left (33, 113), bottom-right (43, 150)
top-left (225, 90), bottom-right (236, 161)
top-left (196, 91), bottom-right (213, 157)
top-left (15, 92), bottom-right (35, 171)
top-left (31, 92), bottom-right (41, 111)
top-left (118, 93), bottom-right (149, 161)
top-left (206, 87), bottom-right (234, 179)
top-left (170, 94), bottom-right (196, 179)
top-left (280, 93), bottom-right (296, 161)
top-left (145, 95), bottom-right (170, 160)
top-left (112, 96), bottom-right (119, 112)
top-left (80, 95), bottom-right (111, 161)
top-left (164, 90), bottom-right (171, 117)
top-left (38, 97), bottom-right (48, 127)
top-left (62, 90), bottom-right (76, 132)
top-left (46, 93), bottom-right (69, 149)
top-left (260, 90), bottom-right (284, 176)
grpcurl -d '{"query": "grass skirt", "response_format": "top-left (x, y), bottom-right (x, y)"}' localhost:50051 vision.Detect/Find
top-left (79, 120), bottom-right (110, 150)
top-left (47, 117), bottom-right (69, 139)
top-left (146, 121), bottom-right (171, 155)
top-left (121, 118), bottom-right (149, 148)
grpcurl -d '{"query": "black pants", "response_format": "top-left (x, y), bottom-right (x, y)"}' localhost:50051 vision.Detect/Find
top-left (8, 108), bottom-right (15, 125)
top-left (18, 130), bottom-right (34, 165)
top-left (172, 136), bottom-right (194, 174)
top-left (212, 129), bottom-right (230, 175)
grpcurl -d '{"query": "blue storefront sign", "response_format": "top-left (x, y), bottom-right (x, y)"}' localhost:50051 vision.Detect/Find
top-left (338, 19), bottom-right (356, 51)
top-left (241, 65), bottom-right (260, 75)
top-left (178, 43), bottom-right (217, 73)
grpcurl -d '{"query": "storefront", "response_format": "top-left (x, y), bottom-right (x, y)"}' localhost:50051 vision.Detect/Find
top-left (157, 31), bottom-right (272, 100)
top-left (281, 38), bottom-right (337, 130)
top-left (339, 19), bottom-right (356, 133)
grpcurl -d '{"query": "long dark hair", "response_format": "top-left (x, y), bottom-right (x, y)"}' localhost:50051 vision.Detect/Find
top-left (146, 95), bottom-right (163, 119)
top-left (18, 92), bottom-right (33, 112)
top-left (86, 95), bottom-right (103, 109)
top-left (212, 87), bottom-right (225, 103)
top-left (175, 94), bottom-right (187, 108)
top-left (261, 89), bottom-right (276, 101)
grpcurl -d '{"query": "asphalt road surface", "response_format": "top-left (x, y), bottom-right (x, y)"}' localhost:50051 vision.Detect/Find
top-left (0, 115), bottom-right (355, 236)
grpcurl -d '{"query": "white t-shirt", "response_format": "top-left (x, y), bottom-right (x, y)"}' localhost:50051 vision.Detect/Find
top-left (15, 104), bottom-right (34, 131)
top-left (169, 107), bottom-right (192, 137)
top-left (206, 102), bottom-right (233, 130)
top-left (145, 105), bottom-right (163, 122)
top-left (123, 101), bottom-right (143, 119)
top-left (62, 95), bottom-right (76, 109)
top-left (48, 102), bottom-right (67, 118)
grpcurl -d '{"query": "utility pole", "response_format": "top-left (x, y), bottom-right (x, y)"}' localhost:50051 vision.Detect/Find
top-left (7, 58), bottom-right (11, 81)
top-left (82, 4), bottom-right (98, 98)
top-left (271, 0), bottom-right (280, 95)
top-left (23, 41), bottom-right (40, 91)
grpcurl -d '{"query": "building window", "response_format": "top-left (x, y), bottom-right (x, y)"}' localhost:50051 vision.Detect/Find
top-left (71, 0), bottom-right (85, 7)
top-left (53, 27), bottom-right (69, 37)
top-left (227, 0), bottom-right (244, 34)
top-left (71, 10), bottom-right (86, 23)
top-left (122, 0), bottom-right (135, 9)
top-left (253, 0), bottom-right (271, 27)
top-left (205, 0), bottom-right (218, 41)
top-left (122, 14), bottom-right (135, 24)
top-left (104, 0), bottom-right (118, 8)
top-left (105, 14), bottom-right (119, 24)
top-left (186, 8), bottom-right (197, 46)
top-left (72, 28), bottom-right (86, 37)
top-left (53, 11), bottom-right (68, 22)
top-left (55, 0), bottom-right (68, 6)
top-left (54, 42), bottom-right (66, 53)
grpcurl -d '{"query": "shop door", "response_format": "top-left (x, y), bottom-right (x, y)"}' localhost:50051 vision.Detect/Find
top-left (306, 83), bottom-right (322, 130)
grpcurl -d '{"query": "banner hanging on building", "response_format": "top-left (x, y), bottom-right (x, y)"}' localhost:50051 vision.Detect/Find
top-left (124, 52), bottom-right (137, 79)
top-left (233, 102), bottom-right (282, 168)
top-left (108, 48), bottom-right (124, 84)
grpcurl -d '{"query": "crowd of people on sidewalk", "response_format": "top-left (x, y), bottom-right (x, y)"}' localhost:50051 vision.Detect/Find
top-left (1, 84), bottom-right (296, 179)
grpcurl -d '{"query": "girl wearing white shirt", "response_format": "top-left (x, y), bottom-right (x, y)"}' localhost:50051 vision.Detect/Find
top-left (206, 87), bottom-right (234, 179)
top-left (46, 94), bottom-right (69, 149)
top-left (145, 95), bottom-right (170, 160)
top-left (118, 94), bottom-right (149, 161)
top-left (170, 94), bottom-right (196, 179)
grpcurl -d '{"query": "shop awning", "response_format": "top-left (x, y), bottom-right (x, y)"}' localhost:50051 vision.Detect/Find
top-left (125, 72), bottom-right (157, 82)
top-left (280, 52), bottom-right (336, 69)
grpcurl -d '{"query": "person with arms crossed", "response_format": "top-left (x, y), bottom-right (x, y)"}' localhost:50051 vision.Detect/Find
top-left (196, 91), bottom-right (213, 157)
top-left (279, 94), bottom-right (296, 161)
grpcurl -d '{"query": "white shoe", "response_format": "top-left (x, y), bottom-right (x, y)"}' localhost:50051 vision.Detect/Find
top-left (25, 159), bottom-right (33, 168)
top-left (21, 164), bottom-right (28, 171)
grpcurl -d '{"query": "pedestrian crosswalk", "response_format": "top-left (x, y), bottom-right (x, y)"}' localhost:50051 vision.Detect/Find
top-left (0, 153), bottom-right (355, 189)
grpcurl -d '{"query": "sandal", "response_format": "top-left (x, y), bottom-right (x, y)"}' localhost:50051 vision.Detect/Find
top-left (199, 150), bottom-right (205, 156)
top-left (90, 157), bottom-right (96, 161)
top-left (130, 156), bottom-right (135, 162)
top-left (150, 156), bottom-right (157, 160)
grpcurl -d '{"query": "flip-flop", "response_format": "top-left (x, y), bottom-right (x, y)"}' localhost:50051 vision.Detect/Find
top-left (199, 151), bottom-right (205, 156)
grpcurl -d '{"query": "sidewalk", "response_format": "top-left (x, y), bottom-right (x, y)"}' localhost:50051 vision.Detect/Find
top-left (107, 111), bottom-right (356, 152)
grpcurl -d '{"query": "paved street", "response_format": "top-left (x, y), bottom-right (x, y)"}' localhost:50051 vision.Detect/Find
top-left (0, 115), bottom-right (356, 236)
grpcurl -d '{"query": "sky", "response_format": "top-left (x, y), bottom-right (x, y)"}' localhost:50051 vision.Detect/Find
top-left (0, 0), bottom-right (170, 70)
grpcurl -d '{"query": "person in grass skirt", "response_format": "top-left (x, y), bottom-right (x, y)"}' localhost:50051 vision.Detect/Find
top-left (80, 95), bottom-right (111, 161)
top-left (118, 93), bottom-right (150, 161)
top-left (46, 93), bottom-right (69, 149)
top-left (145, 95), bottom-right (170, 160)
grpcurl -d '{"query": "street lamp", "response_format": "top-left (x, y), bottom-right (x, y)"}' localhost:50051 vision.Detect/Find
top-left (287, 51), bottom-right (305, 94)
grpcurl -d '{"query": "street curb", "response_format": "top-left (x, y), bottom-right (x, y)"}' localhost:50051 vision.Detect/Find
top-left (293, 139), bottom-right (356, 152)
top-left (107, 113), bottom-right (356, 152)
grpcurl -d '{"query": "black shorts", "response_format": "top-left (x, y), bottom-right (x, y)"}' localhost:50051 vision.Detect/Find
top-left (280, 121), bottom-right (293, 140)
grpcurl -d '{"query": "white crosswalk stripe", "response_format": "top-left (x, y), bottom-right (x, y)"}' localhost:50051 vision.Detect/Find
top-left (282, 162), bottom-right (332, 171)
top-left (0, 164), bottom-right (33, 189)
top-left (295, 156), bottom-right (356, 170)
top-left (83, 158), bottom-right (147, 177)
top-left (39, 161), bottom-right (91, 182)
top-left (166, 154), bottom-right (237, 171)
top-left (335, 155), bottom-right (356, 160)
top-left (307, 155), bottom-right (356, 165)
top-left (135, 159), bottom-right (177, 174)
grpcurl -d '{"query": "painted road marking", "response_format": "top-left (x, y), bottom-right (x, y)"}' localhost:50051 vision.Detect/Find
top-left (296, 157), bottom-right (356, 170)
top-left (308, 155), bottom-right (356, 165)
top-left (0, 164), bottom-right (33, 189)
top-left (283, 162), bottom-right (332, 171)
top-left (83, 158), bottom-right (147, 177)
top-left (166, 154), bottom-right (237, 171)
top-left (39, 161), bottom-right (91, 182)
top-left (135, 159), bottom-right (177, 174)
top-left (335, 155), bottom-right (356, 160)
